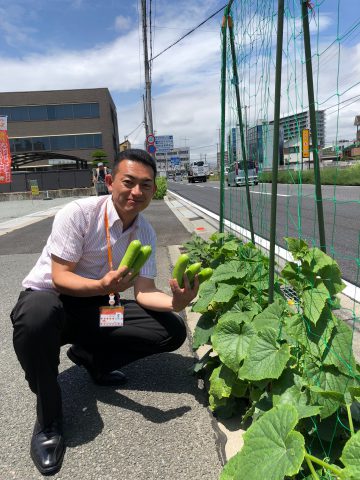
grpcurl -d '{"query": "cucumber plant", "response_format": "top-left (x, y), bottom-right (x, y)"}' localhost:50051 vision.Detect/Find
top-left (183, 234), bottom-right (360, 478)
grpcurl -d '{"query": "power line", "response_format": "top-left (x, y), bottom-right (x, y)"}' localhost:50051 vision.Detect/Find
top-left (150, 3), bottom-right (227, 62)
top-left (125, 120), bottom-right (145, 139)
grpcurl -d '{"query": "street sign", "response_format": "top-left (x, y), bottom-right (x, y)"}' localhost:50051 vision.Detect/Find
top-left (29, 179), bottom-right (40, 196)
top-left (170, 156), bottom-right (180, 166)
top-left (147, 144), bottom-right (156, 154)
top-left (147, 134), bottom-right (155, 144)
top-left (302, 129), bottom-right (310, 158)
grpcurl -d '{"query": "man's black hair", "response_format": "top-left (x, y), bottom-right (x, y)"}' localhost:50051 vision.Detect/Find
top-left (113, 149), bottom-right (157, 179)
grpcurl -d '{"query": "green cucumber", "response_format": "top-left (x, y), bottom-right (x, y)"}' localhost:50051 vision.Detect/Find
top-left (197, 268), bottom-right (213, 284)
top-left (131, 245), bottom-right (152, 275)
top-left (172, 253), bottom-right (190, 288)
top-left (184, 262), bottom-right (202, 287)
top-left (119, 240), bottom-right (142, 269)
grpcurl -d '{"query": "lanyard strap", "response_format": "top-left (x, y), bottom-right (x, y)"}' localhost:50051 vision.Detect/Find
top-left (104, 207), bottom-right (117, 306)
top-left (104, 207), bottom-right (113, 271)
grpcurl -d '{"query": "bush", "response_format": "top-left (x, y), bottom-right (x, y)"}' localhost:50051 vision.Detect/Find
top-left (259, 162), bottom-right (360, 185)
top-left (153, 177), bottom-right (167, 199)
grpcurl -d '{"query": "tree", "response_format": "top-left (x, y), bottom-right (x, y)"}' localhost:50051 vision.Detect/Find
top-left (91, 149), bottom-right (108, 167)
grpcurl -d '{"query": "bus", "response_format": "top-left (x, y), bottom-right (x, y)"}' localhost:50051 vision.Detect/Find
top-left (227, 160), bottom-right (258, 187)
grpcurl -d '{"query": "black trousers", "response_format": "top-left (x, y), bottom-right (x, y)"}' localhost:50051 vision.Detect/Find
top-left (10, 290), bottom-right (187, 428)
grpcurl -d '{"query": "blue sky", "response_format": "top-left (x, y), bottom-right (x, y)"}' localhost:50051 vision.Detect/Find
top-left (0, 0), bottom-right (359, 162)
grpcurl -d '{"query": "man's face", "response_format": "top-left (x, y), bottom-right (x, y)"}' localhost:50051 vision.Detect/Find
top-left (109, 160), bottom-right (156, 224)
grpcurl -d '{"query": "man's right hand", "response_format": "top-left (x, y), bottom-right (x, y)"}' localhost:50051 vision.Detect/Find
top-left (99, 266), bottom-right (136, 294)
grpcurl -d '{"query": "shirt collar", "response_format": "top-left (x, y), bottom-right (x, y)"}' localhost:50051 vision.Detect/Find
top-left (106, 196), bottom-right (140, 232)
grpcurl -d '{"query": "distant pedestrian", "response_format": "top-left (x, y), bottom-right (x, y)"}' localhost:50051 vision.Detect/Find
top-left (93, 162), bottom-right (109, 195)
top-left (10, 149), bottom-right (199, 475)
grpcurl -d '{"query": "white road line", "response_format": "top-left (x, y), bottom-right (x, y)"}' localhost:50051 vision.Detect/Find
top-left (249, 190), bottom-right (291, 197)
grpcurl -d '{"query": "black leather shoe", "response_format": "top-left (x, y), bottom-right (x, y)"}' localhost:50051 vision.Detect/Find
top-left (67, 345), bottom-right (127, 386)
top-left (30, 419), bottom-right (65, 475)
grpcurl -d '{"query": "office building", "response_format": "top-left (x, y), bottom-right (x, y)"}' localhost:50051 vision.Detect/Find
top-left (0, 88), bottom-right (119, 168)
top-left (155, 146), bottom-right (190, 175)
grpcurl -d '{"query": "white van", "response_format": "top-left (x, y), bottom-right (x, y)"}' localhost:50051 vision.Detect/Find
top-left (227, 160), bottom-right (258, 187)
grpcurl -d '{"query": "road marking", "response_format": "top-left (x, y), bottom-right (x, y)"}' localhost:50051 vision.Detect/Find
top-left (249, 190), bottom-right (291, 197)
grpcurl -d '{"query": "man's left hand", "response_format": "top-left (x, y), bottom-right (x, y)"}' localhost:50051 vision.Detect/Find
top-left (169, 274), bottom-right (199, 312)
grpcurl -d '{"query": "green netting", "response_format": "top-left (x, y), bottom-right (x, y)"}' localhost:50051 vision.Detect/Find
top-left (214, 1), bottom-right (360, 478)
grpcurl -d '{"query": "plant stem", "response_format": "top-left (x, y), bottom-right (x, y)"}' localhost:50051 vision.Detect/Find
top-left (305, 455), bottom-right (320, 480)
top-left (304, 453), bottom-right (342, 477)
top-left (346, 403), bottom-right (355, 436)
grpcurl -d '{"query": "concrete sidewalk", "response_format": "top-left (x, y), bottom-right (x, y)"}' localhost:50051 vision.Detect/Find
top-left (0, 194), bottom-right (228, 480)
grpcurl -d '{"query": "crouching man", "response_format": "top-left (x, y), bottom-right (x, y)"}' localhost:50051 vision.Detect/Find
top-left (10, 149), bottom-right (198, 475)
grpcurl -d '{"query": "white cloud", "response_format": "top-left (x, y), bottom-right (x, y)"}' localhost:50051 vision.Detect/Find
top-left (0, 6), bottom-right (38, 48)
top-left (0, 0), bottom-right (359, 157)
top-left (114, 15), bottom-right (132, 31)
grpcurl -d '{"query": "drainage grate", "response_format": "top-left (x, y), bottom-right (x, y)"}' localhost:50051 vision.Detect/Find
top-left (280, 285), bottom-right (300, 304)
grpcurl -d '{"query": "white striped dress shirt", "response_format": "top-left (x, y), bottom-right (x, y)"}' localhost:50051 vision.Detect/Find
top-left (22, 195), bottom-right (157, 291)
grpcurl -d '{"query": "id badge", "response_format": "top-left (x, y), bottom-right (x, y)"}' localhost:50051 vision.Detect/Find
top-left (99, 306), bottom-right (124, 327)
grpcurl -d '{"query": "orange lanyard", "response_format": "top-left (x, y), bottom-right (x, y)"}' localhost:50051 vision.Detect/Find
top-left (104, 207), bottom-right (117, 305)
top-left (104, 207), bottom-right (113, 271)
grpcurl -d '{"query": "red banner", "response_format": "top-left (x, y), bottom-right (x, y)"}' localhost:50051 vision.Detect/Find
top-left (0, 116), bottom-right (12, 184)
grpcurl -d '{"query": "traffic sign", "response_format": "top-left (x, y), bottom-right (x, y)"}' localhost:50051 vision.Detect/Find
top-left (147, 144), bottom-right (156, 154)
top-left (147, 134), bottom-right (155, 144)
top-left (170, 156), bottom-right (180, 166)
top-left (302, 129), bottom-right (310, 158)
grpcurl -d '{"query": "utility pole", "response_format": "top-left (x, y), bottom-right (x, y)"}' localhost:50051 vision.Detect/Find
top-left (141, 0), bottom-right (154, 138)
top-left (142, 94), bottom-right (149, 141)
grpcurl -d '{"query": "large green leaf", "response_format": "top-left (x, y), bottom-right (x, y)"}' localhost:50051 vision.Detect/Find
top-left (213, 283), bottom-right (239, 304)
top-left (340, 430), bottom-right (360, 479)
top-left (218, 311), bottom-right (254, 325)
top-left (230, 298), bottom-right (262, 320)
top-left (252, 299), bottom-right (287, 332)
top-left (302, 282), bottom-right (329, 325)
top-left (305, 362), bottom-right (352, 419)
top-left (209, 394), bottom-right (238, 418)
top-left (220, 404), bottom-right (305, 480)
top-left (192, 312), bottom-right (216, 350)
top-left (305, 306), bottom-right (334, 357)
top-left (239, 328), bottom-right (290, 381)
top-left (322, 314), bottom-right (357, 375)
top-left (273, 384), bottom-right (322, 419)
top-left (320, 264), bottom-right (345, 296)
top-left (211, 260), bottom-right (247, 283)
top-left (284, 314), bottom-right (307, 345)
top-left (281, 261), bottom-right (301, 282)
top-left (212, 319), bottom-right (256, 373)
top-left (284, 237), bottom-right (309, 260)
top-left (192, 281), bottom-right (217, 313)
top-left (220, 239), bottom-right (241, 254)
top-left (209, 364), bottom-right (236, 399)
top-left (303, 247), bottom-right (335, 273)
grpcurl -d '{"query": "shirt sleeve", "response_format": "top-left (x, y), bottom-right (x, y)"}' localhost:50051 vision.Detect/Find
top-left (49, 202), bottom-right (87, 263)
top-left (138, 223), bottom-right (157, 279)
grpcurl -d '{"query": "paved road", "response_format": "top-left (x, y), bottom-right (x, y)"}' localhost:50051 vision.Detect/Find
top-left (168, 181), bottom-right (360, 286)
top-left (0, 198), bottom-right (224, 480)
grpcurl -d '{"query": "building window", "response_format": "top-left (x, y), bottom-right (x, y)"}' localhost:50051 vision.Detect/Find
top-left (3, 102), bottom-right (100, 122)
top-left (50, 135), bottom-right (76, 150)
top-left (10, 133), bottom-right (103, 152)
top-left (32, 137), bottom-right (51, 150)
top-left (29, 106), bottom-right (48, 121)
top-left (11, 107), bottom-right (29, 121)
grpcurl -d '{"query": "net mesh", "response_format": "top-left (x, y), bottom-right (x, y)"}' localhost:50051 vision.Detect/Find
top-left (219, 0), bottom-right (360, 477)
